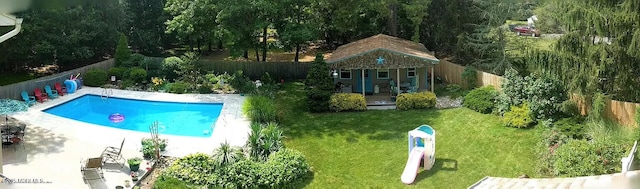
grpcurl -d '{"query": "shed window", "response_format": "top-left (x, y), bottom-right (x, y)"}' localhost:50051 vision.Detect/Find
top-left (340, 69), bottom-right (352, 79)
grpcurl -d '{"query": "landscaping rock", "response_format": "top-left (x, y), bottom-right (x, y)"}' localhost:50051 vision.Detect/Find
top-left (436, 96), bottom-right (463, 109)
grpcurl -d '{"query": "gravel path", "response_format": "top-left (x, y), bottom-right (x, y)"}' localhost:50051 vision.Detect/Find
top-left (436, 96), bottom-right (463, 109)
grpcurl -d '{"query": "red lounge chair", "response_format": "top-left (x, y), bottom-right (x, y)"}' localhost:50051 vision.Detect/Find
top-left (34, 88), bottom-right (49, 103)
top-left (54, 82), bottom-right (66, 96)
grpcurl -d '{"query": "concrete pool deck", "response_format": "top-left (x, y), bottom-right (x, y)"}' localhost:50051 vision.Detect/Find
top-left (1, 87), bottom-right (251, 188)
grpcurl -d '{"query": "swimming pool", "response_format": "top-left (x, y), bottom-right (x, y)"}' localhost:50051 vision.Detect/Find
top-left (43, 94), bottom-right (223, 137)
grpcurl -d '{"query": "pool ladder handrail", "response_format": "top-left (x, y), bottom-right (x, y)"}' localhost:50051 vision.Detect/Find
top-left (101, 88), bottom-right (113, 99)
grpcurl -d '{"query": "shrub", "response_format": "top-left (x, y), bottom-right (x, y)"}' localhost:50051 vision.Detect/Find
top-left (445, 84), bottom-right (464, 97)
top-left (329, 93), bottom-right (367, 112)
top-left (198, 84), bottom-right (213, 94)
top-left (84, 69), bottom-right (108, 87)
top-left (463, 86), bottom-right (498, 113)
top-left (552, 140), bottom-right (627, 177)
top-left (243, 96), bottom-right (277, 124)
top-left (115, 33), bottom-right (131, 67)
top-left (127, 67), bottom-right (147, 83)
top-left (161, 56), bottom-right (182, 81)
top-left (503, 103), bottom-right (535, 128)
top-left (560, 100), bottom-right (580, 117)
top-left (108, 67), bottom-right (129, 80)
top-left (124, 53), bottom-right (146, 68)
top-left (168, 81), bottom-right (189, 94)
top-left (120, 80), bottom-right (135, 89)
top-left (526, 74), bottom-right (567, 120)
top-left (153, 176), bottom-right (192, 189)
top-left (396, 92), bottom-right (437, 110)
top-left (304, 53), bottom-right (334, 112)
top-left (260, 72), bottom-right (276, 85)
top-left (162, 153), bottom-right (219, 186)
top-left (461, 66), bottom-right (477, 89)
top-left (259, 148), bottom-right (311, 188)
top-left (230, 70), bottom-right (255, 94)
top-left (553, 117), bottom-right (586, 140)
top-left (141, 138), bottom-right (168, 159)
top-left (246, 122), bottom-right (284, 161)
top-left (496, 68), bottom-right (530, 114)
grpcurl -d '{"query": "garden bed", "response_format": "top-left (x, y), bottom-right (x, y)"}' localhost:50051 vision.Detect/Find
top-left (138, 156), bottom-right (177, 189)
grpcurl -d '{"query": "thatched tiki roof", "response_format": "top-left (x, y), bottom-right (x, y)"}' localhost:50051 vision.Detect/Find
top-left (326, 34), bottom-right (439, 69)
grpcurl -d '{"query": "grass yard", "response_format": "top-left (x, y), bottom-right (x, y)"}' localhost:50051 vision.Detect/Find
top-left (277, 82), bottom-right (544, 188)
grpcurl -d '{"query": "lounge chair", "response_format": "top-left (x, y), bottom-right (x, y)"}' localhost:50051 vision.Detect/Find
top-left (20, 91), bottom-right (36, 106)
top-left (54, 82), bottom-right (66, 96)
top-left (33, 88), bottom-right (48, 103)
top-left (44, 85), bottom-right (59, 99)
top-left (81, 157), bottom-right (104, 182)
top-left (102, 138), bottom-right (125, 167)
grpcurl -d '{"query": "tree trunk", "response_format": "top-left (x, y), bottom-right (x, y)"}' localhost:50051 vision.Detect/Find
top-left (217, 39), bottom-right (223, 51)
top-left (255, 49), bottom-right (260, 61)
top-left (197, 39), bottom-right (202, 52)
top-left (262, 26), bottom-right (268, 62)
top-left (388, 3), bottom-right (398, 37)
top-left (294, 44), bottom-right (301, 63)
top-left (208, 40), bottom-right (212, 52)
top-left (243, 50), bottom-right (249, 59)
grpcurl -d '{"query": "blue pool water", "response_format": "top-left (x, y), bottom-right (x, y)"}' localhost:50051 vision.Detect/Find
top-left (43, 94), bottom-right (223, 137)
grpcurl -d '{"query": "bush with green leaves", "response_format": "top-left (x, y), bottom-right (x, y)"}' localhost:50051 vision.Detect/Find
top-left (141, 138), bottom-right (167, 159)
top-left (246, 122), bottom-right (283, 161)
top-left (496, 68), bottom-right (530, 114)
top-left (260, 72), bottom-right (276, 85)
top-left (463, 86), bottom-right (498, 113)
top-left (126, 67), bottom-right (147, 83)
top-left (243, 96), bottom-right (277, 124)
top-left (461, 66), bottom-right (477, 89)
top-left (552, 117), bottom-right (586, 140)
top-left (153, 176), bottom-right (192, 189)
top-left (168, 81), bottom-right (189, 94)
top-left (552, 139), bottom-right (627, 177)
top-left (161, 56), bottom-right (182, 81)
top-left (526, 74), bottom-right (567, 120)
top-left (396, 92), bottom-right (437, 110)
top-left (329, 93), bottom-right (367, 112)
top-left (503, 103), bottom-right (535, 128)
top-left (162, 153), bottom-right (219, 186)
top-left (198, 84), bottom-right (213, 94)
top-left (258, 148), bottom-right (311, 187)
top-left (84, 69), bottom-right (108, 87)
top-left (120, 80), bottom-right (135, 89)
top-left (252, 84), bottom-right (278, 99)
top-left (560, 100), bottom-right (580, 117)
top-left (108, 67), bottom-right (129, 80)
top-left (445, 84), bottom-right (465, 98)
top-left (124, 53), bottom-right (146, 68)
top-left (114, 33), bottom-right (131, 67)
top-left (304, 53), bottom-right (334, 112)
top-left (588, 92), bottom-right (607, 122)
top-left (230, 70), bottom-right (255, 94)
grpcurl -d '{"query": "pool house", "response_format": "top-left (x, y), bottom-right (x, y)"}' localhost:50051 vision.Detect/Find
top-left (326, 34), bottom-right (440, 105)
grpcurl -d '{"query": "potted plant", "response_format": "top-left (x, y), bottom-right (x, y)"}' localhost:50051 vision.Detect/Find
top-left (128, 157), bottom-right (142, 172)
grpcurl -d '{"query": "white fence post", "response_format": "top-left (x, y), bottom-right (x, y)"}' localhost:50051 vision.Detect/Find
top-left (622, 140), bottom-right (638, 173)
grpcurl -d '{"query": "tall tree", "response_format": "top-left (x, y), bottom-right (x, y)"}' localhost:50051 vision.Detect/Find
top-left (165, 0), bottom-right (221, 53)
top-left (527, 0), bottom-right (640, 102)
top-left (126, 0), bottom-right (167, 55)
top-left (274, 0), bottom-right (317, 63)
top-left (216, 0), bottom-right (261, 59)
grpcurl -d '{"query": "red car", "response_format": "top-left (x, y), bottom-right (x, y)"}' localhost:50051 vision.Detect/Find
top-left (513, 26), bottom-right (541, 37)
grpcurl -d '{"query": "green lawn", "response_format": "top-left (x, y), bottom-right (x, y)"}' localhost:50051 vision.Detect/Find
top-left (277, 82), bottom-right (544, 188)
top-left (0, 73), bottom-right (37, 86)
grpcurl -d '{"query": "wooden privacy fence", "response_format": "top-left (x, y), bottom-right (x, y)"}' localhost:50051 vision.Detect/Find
top-left (201, 61), bottom-right (311, 80)
top-left (0, 59), bottom-right (114, 100)
top-left (433, 60), bottom-right (503, 90)
top-left (433, 60), bottom-right (639, 127)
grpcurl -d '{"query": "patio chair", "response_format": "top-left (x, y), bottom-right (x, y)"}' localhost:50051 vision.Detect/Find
top-left (20, 91), bottom-right (36, 106)
top-left (44, 85), bottom-right (59, 99)
top-left (33, 88), bottom-right (48, 103)
top-left (81, 157), bottom-right (105, 182)
top-left (54, 82), bottom-right (66, 96)
top-left (101, 138), bottom-right (125, 167)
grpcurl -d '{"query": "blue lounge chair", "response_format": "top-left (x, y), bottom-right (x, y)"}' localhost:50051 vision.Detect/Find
top-left (44, 85), bottom-right (59, 99)
top-left (21, 91), bottom-right (36, 106)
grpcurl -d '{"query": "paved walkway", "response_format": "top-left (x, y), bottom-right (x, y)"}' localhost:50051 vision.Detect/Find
top-left (1, 87), bottom-right (251, 189)
top-left (469, 170), bottom-right (640, 189)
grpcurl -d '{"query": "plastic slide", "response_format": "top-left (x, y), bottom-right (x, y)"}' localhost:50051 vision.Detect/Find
top-left (401, 147), bottom-right (425, 184)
